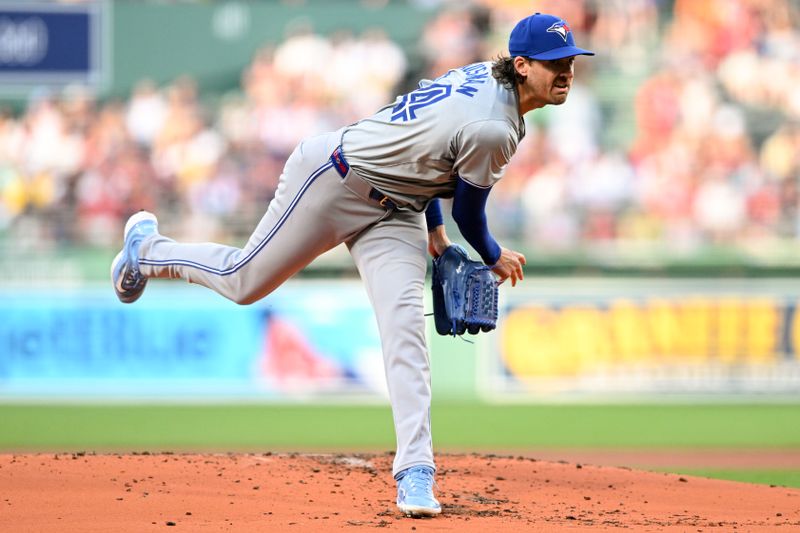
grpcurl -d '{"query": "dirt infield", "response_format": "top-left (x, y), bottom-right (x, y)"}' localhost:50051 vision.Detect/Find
top-left (1, 452), bottom-right (798, 532)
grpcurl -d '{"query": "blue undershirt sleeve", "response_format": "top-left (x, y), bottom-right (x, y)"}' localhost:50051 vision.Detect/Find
top-left (425, 199), bottom-right (444, 231)
top-left (451, 178), bottom-right (502, 265)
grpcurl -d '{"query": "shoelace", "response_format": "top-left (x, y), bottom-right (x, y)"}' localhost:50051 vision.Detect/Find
top-left (405, 468), bottom-right (436, 496)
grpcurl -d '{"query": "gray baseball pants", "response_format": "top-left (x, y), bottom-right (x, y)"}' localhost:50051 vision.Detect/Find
top-left (138, 129), bottom-right (434, 476)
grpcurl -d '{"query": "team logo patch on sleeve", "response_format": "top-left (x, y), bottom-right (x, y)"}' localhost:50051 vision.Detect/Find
top-left (546, 21), bottom-right (571, 42)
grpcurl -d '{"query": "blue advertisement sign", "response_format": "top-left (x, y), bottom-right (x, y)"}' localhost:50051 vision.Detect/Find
top-left (0, 283), bottom-right (385, 399)
top-left (0, 2), bottom-right (106, 88)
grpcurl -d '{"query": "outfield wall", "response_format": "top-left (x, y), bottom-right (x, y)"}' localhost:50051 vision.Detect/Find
top-left (0, 282), bottom-right (386, 400)
top-left (485, 279), bottom-right (800, 400)
top-left (1, 279), bottom-right (799, 401)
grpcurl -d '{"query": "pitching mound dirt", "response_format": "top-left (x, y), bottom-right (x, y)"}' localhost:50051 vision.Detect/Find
top-left (1, 452), bottom-right (798, 532)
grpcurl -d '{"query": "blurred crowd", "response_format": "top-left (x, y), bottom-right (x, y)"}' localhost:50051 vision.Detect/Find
top-left (1, 0), bottom-right (799, 259)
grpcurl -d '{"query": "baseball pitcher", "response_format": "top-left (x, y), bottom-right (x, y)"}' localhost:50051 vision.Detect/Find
top-left (112, 12), bottom-right (593, 517)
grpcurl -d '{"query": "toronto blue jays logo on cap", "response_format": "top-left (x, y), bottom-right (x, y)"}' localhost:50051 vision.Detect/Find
top-left (508, 12), bottom-right (595, 60)
top-left (546, 21), bottom-right (571, 42)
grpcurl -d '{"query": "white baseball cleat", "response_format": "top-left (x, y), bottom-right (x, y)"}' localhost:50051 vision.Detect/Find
top-left (395, 465), bottom-right (441, 517)
top-left (111, 211), bottom-right (159, 303)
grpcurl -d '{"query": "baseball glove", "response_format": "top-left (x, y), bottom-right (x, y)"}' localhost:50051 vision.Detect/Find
top-left (431, 244), bottom-right (499, 336)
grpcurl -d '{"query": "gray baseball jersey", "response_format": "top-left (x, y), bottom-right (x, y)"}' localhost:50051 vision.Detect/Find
top-left (342, 61), bottom-right (525, 210)
top-left (132, 61), bottom-right (523, 477)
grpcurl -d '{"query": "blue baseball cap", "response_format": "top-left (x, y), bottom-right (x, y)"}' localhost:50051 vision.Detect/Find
top-left (509, 13), bottom-right (595, 60)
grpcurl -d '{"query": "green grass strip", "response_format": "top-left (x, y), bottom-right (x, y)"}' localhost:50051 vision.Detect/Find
top-left (657, 469), bottom-right (800, 489)
top-left (1, 403), bottom-right (798, 451)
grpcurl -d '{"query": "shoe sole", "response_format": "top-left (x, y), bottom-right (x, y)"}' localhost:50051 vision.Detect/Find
top-left (111, 211), bottom-right (158, 304)
top-left (397, 504), bottom-right (441, 517)
top-left (111, 249), bottom-right (146, 304)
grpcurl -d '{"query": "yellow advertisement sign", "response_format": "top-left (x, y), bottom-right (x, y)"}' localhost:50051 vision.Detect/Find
top-left (501, 296), bottom-right (795, 379)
